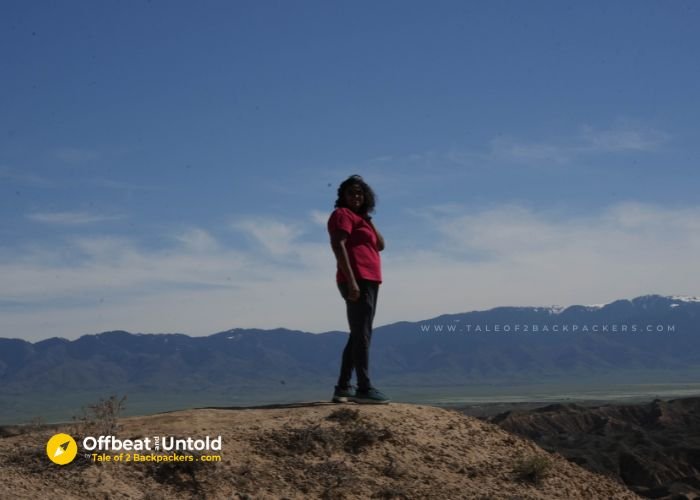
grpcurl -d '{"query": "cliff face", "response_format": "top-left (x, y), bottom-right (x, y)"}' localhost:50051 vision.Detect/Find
top-left (489, 397), bottom-right (700, 499)
top-left (0, 402), bottom-right (638, 499)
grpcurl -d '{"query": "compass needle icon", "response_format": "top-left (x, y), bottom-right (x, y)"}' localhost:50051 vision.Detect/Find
top-left (47, 434), bottom-right (77, 465)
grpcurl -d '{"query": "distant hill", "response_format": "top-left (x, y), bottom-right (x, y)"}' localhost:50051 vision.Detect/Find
top-left (486, 396), bottom-right (700, 499)
top-left (1, 294), bottom-right (698, 423)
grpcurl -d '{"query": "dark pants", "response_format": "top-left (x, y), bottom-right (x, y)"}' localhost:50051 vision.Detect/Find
top-left (337, 279), bottom-right (379, 392)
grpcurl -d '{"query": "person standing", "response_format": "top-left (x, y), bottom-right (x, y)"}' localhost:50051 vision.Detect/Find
top-left (327, 175), bottom-right (389, 404)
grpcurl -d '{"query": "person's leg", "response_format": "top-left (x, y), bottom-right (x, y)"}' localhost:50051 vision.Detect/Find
top-left (347, 280), bottom-right (377, 391)
top-left (337, 336), bottom-right (354, 389)
top-left (349, 282), bottom-right (388, 403)
top-left (336, 282), bottom-right (354, 389)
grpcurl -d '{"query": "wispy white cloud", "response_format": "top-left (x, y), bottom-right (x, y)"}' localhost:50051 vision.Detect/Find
top-left (379, 202), bottom-right (700, 324)
top-left (2, 203), bottom-right (699, 341)
top-left (230, 217), bottom-right (330, 271)
top-left (0, 217), bottom-right (335, 340)
top-left (172, 228), bottom-right (220, 253)
top-left (309, 210), bottom-right (328, 226)
top-left (486, 121), bottom-right (668, 164)
top-left (487, 137), bottom-right (573, 164)
top-left (362, 120), bottom-right (670, 170)
top-left (26, 211), bottom-right (124, 225)
top-left (231, 218), bottom-right (303, 256)
top-left (580, 122), bottom-right (668, 152)
top-left (0, 166), bottom-right (54, 187)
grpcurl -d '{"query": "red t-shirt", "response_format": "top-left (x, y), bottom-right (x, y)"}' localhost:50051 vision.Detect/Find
top-left (327, 207), bottom-right (382, 283)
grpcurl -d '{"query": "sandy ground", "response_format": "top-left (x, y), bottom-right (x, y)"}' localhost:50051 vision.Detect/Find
top-left (0, 401), bottom-right (641, 499)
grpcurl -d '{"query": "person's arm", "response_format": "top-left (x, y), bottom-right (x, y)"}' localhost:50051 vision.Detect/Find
top-left (367, 219), bottom-right (385, 252)
top-left (331, 233), bottom-right (361, 301)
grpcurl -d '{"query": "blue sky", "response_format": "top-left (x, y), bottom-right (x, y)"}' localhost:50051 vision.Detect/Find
top-left (2, 1), bottom-right (699, 341)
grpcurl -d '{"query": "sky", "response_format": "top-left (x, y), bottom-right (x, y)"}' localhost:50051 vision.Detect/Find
top-left (2, 0), bottom-right (699, 341)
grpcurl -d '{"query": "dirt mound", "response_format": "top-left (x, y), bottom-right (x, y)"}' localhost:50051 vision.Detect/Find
top-left (0, 402), bottom-right (638, 499)
top-left (489, 397), bottom-right (700, 499)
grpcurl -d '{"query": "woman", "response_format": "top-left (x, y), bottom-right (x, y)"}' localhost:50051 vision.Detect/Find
top-left (327, 175), bottom-right (389, 404)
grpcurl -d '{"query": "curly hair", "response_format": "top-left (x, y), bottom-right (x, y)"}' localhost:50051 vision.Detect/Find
top-left (334, 175), bottom-right (377, 215)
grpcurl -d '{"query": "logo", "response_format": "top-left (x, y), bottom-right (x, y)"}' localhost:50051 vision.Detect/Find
top-left (46, 433), bottom-right (78, 465)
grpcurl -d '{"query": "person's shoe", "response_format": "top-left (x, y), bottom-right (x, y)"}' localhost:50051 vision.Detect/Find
top-left (332, 385), bottom-right (354, 403)
top-left (351, 387), bottom-right (390, 404)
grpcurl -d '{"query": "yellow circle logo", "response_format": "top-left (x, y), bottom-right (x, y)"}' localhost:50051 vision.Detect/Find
top-left (46, 433), bottom-right (78, 465)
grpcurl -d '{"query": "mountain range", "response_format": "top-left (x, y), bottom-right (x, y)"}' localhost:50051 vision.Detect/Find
top-left (1, 294), bottom-right (699, 423)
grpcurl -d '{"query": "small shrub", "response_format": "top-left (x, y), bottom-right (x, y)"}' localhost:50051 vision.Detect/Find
top-left (72, 395), bottom-right (127, 437)
top-left (149, 452), bottom-right (206, 495)
top-left (276, 423), bottom-right (342, 455)
top-left (513, 454), bottom-right (552, 485)
top-left (326, 408), bottom-right (360, 424)
top-left (263, 414), bottom-right (393, 458)
top-left (344, 421), bottom-right (393, 454)
top-left (24, 416), bottom-right (46, 434)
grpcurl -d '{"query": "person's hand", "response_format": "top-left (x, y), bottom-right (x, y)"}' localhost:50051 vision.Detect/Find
top-left (348, 281), bottom-right (361, 302)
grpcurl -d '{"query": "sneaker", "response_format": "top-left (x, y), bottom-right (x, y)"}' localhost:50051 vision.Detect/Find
top-left (332, 385), bottom-right (354, 403)
top-left (351, 387), bottom-right (390, 404)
